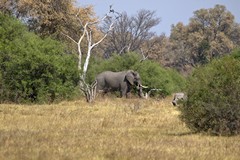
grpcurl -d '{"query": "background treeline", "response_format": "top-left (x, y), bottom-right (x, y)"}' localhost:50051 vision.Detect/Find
top-left (0, 1), bottom-right (240, 104)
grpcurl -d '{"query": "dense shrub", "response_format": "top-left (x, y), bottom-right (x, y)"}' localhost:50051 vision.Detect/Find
top-left (231, 48), bottom-right (240, 60)
top-left (180, 53), bottom-right (240, 136)
top-left (0, 13), bottom-right (79, 103)
top-left (136, 60), bottom-right (186, 96)
top-left (87, 52), bottom-right (186, 97)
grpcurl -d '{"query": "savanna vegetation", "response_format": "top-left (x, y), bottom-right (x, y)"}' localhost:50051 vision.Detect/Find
top-left (0, 14), bottom-right (80, 103)
top-left (180, 50), bottom-right (240, 136)
top-left (0, 0), bottom-right (240, 159)
top-left (1, 98), bottom-right (240, 160)
top-left (0, 12), bottom-right (186, 103)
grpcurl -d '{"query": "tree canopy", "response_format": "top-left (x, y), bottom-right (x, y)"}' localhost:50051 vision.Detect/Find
top-left (0, 13), bottom-right (79, 103)
top-left (167, 5), bottom-right (240, 73)
top-left (1, 0), bottom-right (95, 38)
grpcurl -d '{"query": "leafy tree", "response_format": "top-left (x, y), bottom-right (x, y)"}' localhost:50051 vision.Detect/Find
top-left (0, 13), bottom-right (79, 103)
top-left (168, 5), bottom-right (240, 73)
top-left (180, 50), bottom-right (240, 136)
top-left (169, 25), bottom-right (191, 70)
top-left (0, 0), bottom-right (100, 57)
top-left (140, 34), bottom-right (169, 64)
top-left (0, 0), bottom-right (96, 39)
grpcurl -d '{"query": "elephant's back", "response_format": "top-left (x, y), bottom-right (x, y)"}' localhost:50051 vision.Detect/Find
top-left (96, 71), bottom-right (126, 89)
top-left (97, 71), bottom-right (126, 79)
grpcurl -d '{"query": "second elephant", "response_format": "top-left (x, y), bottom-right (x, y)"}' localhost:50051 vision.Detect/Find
top-left (96, 70), bottom-right (145, 98)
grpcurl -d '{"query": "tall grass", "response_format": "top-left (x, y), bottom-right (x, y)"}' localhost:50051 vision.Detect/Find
top-left (0, 97), bottom-right (240, 159)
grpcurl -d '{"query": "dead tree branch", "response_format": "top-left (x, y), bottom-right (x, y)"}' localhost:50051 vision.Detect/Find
top-left (140, 48), bottom-right (149, 62)
top-left (62, 6), bottom-right (120, 102)
top-left (144, 88), bottom-right (162, 99)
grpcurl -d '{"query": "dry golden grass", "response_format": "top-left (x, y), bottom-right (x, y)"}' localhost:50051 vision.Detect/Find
top-left (0, 96), bottom-right (240, 160)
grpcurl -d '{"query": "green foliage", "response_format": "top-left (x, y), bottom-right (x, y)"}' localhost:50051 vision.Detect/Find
top-left (135, 60), bottom-right (186, 96)
top-left (180, 53), bottom-right (240, 136)
top-left (87, 52), bottom-right (186, 97)
top-left (0, 13), bottom-right (79, 103)
top-left (169, 5), bottom-right (240, 74)
top-left (231, 49), bottom-right (240, 60)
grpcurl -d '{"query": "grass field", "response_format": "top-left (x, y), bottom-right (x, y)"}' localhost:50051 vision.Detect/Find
top-left (0, 96), bottom-right (240, 160)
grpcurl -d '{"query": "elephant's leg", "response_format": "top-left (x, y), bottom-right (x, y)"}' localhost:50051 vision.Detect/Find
top-left (120, 87), bottom-right (128, 98)
top-left (138, 87), bottom-right (145, 98)
top-left (126, 91), bottom-right (131, 98)
top-left (120, 90), bottom-right (125, 98)
top-left (125, 86), bottom-right (131, 98)
top-left (120, 92), bottom-right (123, 98)
top-left (97, 88), bottom-right (108, 98)
top-left (102, 90), bottom-right (108, 97)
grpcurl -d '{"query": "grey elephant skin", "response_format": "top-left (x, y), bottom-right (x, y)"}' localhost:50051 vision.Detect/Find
top-left (172, 92), bottom-right (187, 106)
top-left (96, 70), bottom-right (145, 98)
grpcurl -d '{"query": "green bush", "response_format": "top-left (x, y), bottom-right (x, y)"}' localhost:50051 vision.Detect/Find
top-left (231, 48), bottom-right (240, 60)
top-left (87, 52), bottom-right (186, 97)
top-left (136, 60), bottom-right (186, 96)
top-left (0, 13), bottom-right (79, 103)
top-left (180, 54), bottom-right (240, 136)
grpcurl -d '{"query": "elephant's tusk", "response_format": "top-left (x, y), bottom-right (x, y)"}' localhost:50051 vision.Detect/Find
top-left (140, 84), bottom-right (148, 88)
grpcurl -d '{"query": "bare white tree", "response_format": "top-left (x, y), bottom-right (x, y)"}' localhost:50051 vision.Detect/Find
top-left (63, 6), bottom-right (120, 102)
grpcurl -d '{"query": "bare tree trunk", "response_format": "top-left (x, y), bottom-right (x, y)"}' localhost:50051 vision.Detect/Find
top-left (80, 80), bottom-right (97, 103)
top-left (62, 6), bottom-right (120, 103)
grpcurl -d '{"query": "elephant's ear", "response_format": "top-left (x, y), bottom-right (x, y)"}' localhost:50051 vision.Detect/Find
top-left (126, 71), bottom-right (134, 85)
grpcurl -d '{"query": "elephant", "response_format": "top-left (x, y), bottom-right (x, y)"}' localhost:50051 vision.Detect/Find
top-left (172, 92), bottom-right (187, 106)
top-left (96, 70), bottom-right (146, 98)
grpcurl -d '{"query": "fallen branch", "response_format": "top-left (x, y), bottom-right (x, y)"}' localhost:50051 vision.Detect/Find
top-left (144, 88), bottom-right (162, 99)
